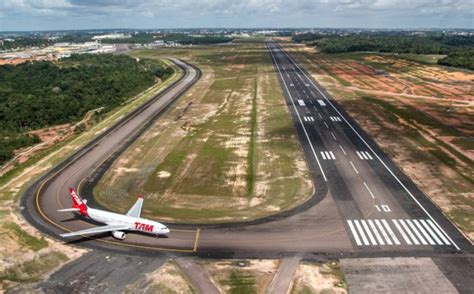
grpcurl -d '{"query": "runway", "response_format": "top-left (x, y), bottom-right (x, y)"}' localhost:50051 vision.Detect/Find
top-left (22, 45), bottom-right (472, 256)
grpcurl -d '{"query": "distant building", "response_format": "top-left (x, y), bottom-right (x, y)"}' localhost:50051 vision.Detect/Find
top-left (92, 33), bottom-right (131, 40)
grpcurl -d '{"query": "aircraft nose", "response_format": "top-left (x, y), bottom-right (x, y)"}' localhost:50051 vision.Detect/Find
top-left (162, 227), bottom-right (170, 234)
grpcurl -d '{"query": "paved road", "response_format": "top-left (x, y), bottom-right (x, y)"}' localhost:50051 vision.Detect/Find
top-left (22, 58), bottom-right (202, 253)
top-left (267, 256), bottom-right (301, 294)
top-left (22, 44), bottom-right (472, 257)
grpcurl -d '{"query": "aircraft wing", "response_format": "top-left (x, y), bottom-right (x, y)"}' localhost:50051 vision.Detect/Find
top-left (60, 224), bottom-right (129, 238)
top-left (126, 196), bottom-right (143, 218)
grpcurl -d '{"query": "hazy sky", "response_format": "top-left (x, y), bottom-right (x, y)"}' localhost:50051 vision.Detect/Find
top-left (1, 0), bottom-right (473, 31)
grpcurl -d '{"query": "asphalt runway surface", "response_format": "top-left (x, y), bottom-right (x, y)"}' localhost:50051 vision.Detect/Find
top-left (22, 45), bottom-right (473, 257)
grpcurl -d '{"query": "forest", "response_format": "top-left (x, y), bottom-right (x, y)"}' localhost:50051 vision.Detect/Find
top-left (293, 33), bottom-right (474, 70)
top-left (100, 33), bottom-right (233, 45)
top-left (0, 54), bottom-right (173, 165)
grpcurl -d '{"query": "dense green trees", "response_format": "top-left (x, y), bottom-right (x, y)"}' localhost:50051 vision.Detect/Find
top-left (0, 54), bottom-right (173, 165)
top-left (101, 33), bottom-right (233, 45)
top-left (293, 33), bottom-right (474, 70)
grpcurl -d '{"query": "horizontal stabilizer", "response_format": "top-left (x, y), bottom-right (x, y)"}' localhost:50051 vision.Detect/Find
top-left (60, 224), bottom-right (129, 238)
top-left (57, 208), bottom-right (81, 212)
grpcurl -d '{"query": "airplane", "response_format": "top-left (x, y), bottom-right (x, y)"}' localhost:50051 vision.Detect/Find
top-left (58, 187), bottom-right (170, 240)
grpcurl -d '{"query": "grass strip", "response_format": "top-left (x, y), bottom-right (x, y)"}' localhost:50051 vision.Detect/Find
top-left (246, 78), bottom-right (258, 197)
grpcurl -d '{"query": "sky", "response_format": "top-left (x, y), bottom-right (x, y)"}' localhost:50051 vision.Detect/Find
top-left (0, 0), bottom-right (473, 31)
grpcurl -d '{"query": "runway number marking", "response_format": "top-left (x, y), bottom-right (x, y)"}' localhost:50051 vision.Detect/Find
top-left (320, 151), bottom-right (336, 160)
top-left (356, 151), bottom-right (373, 160)
top-left (297, 100), bottom-right (305, 106)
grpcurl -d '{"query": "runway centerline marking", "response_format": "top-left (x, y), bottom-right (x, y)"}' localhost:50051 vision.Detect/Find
top-left (278, 45), bottom-right (460, 250)
top-left (331, 132), bottom-right (337, 140)
top-left (268, 44), bottom-right (327, 181)
top-left (339, 145), bottom-right (347, 155)
top-left (363, 182), bottom-right (376, 199)
top-left (349, 161), bottom-right (359, 174)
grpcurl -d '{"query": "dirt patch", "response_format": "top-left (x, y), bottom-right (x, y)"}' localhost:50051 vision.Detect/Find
top-left (292, 261), bottom-right (347, 293)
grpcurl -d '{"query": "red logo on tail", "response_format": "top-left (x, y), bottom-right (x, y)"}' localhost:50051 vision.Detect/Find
top-left (69, 188), bottom-right (88, 217)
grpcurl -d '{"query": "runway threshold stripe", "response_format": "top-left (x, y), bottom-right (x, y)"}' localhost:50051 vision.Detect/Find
top-left (382, 219), bottom-right (400, 245)
top-left (320, 152), bottom-right (327, 160)
top-left (426, 220), bottom-right (451, 245)
top-left (356, 151), bottom-right (363, 160)
top-left (368, 220), bottom-right (384, 245)
top-left (413, 220), bottom-right (435, 245)
top-left (365, 152), bottom-right (373, 160)
top-left (361, 152), bottom-right (369, 160)
top-left (399, 219), bottom-right (420, 245)
top-left (347, 220), bottom-right (362, 246)
top-left (361, 220), bottom-right (377, 245)
top-left (393, 220), bottom-right (412, 245)
top-left (329, 151), bottom-right (336, 160)
top-left (354, 220), bottom-right (370, 246)
top-left (375, 219), bottom-right (393, 245)
top-left (420, 220), bottom-right (443, 245)
top-left (406, 219), bottom-right (428, 245)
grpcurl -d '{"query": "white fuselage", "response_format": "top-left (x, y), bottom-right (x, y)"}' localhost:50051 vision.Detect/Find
top-left (88, 208), bottom-right (170, 235)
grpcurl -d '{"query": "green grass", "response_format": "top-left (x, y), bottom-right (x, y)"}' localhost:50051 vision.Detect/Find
top-left (0, 251), bottom-right (68, 282)
top-left (246, 78), bottom-right (258, 197)
top-left (94, 42), bottom-right (312, 223)
top-left (226, 270), bottom-right (256, 294)
top-left (3, 222), bottom-right (48, 251)
top-left (399, 54), bottom-right (446, 64)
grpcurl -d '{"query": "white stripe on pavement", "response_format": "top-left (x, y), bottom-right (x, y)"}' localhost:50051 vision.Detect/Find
top-left (382, 219), bottom-right (400, 245)
top-left (393, 219), bottom-right (412, 245)
top-left (363, 182), bottom-right (376, 199)
top-left (354, 220), bottom-right (370, 245)
top-left (361, 220), bottom-right (377, 245)
top-left (347, 220), bottom-right (362, 246)
top-left (349, 161), bottom-right (359, 174)
top-left (414, 220), bottom-right (435, 245)
top-left (420, 220), bottom-right (443, 245)
top-left (406, 219), bottom-right (427, 245)
top-left (365, 152), bottom-right (373, 160)
top-left (329, 151), bottom-right (336, 160)
top-left (375, 219), bottom-right (393, 245)
top-left (427, 220), bottom-right (451, 245)
top-left (368, 219), bottom-right (384, 245)
top-left (356, 151), bottom-right (363, 160)
top-left (399, 219), bottom-right (420, 245)
top-left (320, 151), bottom-right (327, 160)
top-left (339, 145), bottom-right (347, 155)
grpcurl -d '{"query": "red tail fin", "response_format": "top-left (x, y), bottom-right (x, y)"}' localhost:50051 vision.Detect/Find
top-left (69, 188), bottom-right (88, 217)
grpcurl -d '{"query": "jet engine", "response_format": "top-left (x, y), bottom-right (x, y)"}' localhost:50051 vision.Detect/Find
top-left (112, 231), bottom-right (126, 240)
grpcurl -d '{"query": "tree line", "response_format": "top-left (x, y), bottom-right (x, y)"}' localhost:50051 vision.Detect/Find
top-left (293, 33), bottom-right (474, 70)
top-left (0, 54), bottom-right (173, 165)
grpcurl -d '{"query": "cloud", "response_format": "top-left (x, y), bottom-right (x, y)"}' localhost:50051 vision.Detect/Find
top-left (0, 0), bottom-right (472, 30)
